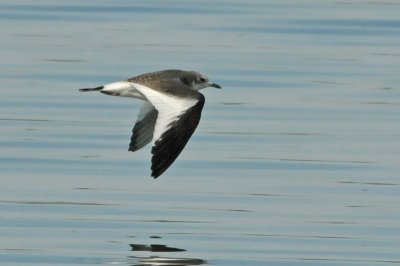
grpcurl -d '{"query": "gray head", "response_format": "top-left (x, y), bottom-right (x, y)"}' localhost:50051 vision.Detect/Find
top-left (180, 71), bottom-right (222, 91)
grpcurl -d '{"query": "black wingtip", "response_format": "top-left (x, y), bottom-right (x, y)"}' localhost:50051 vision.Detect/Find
top-left (151, 161), bottom-right (164, 178)
top-left (151, 172), bottom-right (160, 179)
top-left (128, 145), bottom-right (136, 152)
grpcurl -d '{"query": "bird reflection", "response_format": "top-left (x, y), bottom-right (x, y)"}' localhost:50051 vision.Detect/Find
top-left (129, 242), bottom-right (205, 265)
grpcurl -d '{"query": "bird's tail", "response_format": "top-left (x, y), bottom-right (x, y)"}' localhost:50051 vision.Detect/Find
top-left (79, 86), bottom-right (104, 92)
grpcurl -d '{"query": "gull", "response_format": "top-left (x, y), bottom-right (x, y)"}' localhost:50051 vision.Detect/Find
top-left (79, 69), bottom-right (221, 178)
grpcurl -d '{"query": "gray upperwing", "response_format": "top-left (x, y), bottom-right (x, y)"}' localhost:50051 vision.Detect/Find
top-left (129, 102), bottom-right (158, 152)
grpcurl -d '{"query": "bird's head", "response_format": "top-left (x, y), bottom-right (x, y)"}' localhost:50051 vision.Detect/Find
top-left (182, 71), bottom-right (222, 91)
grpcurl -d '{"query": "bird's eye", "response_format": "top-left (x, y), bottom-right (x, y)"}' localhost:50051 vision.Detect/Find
top-left (199, 77), bottom-right (206, 82)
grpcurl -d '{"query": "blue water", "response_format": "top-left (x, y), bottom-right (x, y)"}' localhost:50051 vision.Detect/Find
top-left (1, 1), bottom-right (400, 265)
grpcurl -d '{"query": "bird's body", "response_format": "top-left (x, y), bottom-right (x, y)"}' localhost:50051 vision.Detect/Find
top-left (79, 69), bottom-right (221, 178)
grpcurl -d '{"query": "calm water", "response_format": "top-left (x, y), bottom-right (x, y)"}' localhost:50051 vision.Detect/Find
top-left (1, 1), bottom-right (400, 265)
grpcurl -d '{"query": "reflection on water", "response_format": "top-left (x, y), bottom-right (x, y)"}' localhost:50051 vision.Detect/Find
top-left (130, 244), bottom-right (186, 252)
top-left (1, 0), bottom-right (400, 266)
top-left (130, 256), bottom-right (205, 266)
top-left (129, 240), bottom-right (205, 266)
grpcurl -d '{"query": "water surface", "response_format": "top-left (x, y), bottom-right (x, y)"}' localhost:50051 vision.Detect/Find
top-left (1, 1), bottom-right (400, 265)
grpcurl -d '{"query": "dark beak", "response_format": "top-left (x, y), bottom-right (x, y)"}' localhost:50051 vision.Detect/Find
top-left (209, 83), bottom-right (222, 89)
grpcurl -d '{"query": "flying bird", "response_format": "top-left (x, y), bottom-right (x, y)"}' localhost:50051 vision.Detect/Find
top-left (79, 69), bottom-right (221, 178)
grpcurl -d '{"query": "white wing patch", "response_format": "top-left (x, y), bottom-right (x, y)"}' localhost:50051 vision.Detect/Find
top-left (131, 82), bottom-right (199, 143)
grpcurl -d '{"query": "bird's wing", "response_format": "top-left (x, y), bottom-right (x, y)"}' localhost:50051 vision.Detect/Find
top-left (131, 82), bottom-right (205, 178)
top-left (129, 102), bottom-right (158, 152)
